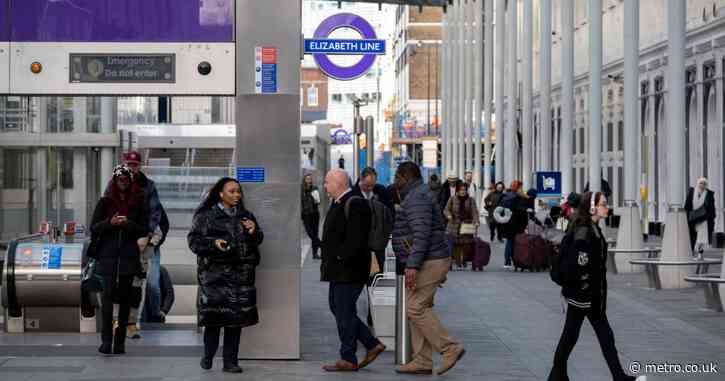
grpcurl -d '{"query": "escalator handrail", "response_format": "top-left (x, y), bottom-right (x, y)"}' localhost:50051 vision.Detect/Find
top-left (3, 233), bottom-right (50, 315)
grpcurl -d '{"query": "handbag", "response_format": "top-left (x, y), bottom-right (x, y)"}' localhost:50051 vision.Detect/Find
top-left (688, 206), bottom-right (707, 223)
top-left (460, 223), bottom-right (477, 235)
top-left (81, 258), bottom-right (104, 293)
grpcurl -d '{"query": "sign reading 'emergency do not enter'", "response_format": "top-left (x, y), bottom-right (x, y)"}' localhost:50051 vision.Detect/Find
top-left (304, 13), bottom-right (386, 81)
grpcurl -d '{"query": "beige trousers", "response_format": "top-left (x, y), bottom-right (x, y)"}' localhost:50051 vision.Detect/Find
top-left (406, 258), bottom-right (459, 367)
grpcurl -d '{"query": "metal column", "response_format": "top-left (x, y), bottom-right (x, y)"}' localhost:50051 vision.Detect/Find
top-left (452, 1), bottom-right (461, 177)
top-left (495, 0), bottom-right (506, 183)
top-left (506, 0), bottom-right (518, 185)
top-left (588, 0), bottom-right (602, 193)
top-left (484, 0), bottom-right (494, 188)
top-left (465, 0), bottom-right (474, 173)
top-left (100, 98), bottom-right (116, 191)
top-left (458, 0), bottom-right (466, 178)
top-left (522, 0), bottom-right (532, 188)
top-left (659, 0), bottom-right (692, 289)
top-left (560, 0), bottom-right (574, 196)
top-left (235, 0), bottom-right (301, 358)
top-left (540, 0), bottom-right (552, 171)
top-left (442, 12), bottom-right (449, 176)
top-left (474, 0), bottom-right (483, 188)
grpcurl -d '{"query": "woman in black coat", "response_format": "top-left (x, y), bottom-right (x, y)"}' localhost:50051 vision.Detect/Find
top-left (684, 177), bottom-right (717, 253)
top-left (548, 192), bottom-right (638, 381)
top-left (188, 177), bottom-right (263, 373)
top-left (90, 165), bottom-right (149, 355)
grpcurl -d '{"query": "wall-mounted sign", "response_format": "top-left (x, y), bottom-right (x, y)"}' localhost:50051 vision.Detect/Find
top-left (304, 13), bottom-right (386, 81)
top-left (255, 46), bottom-right (278, 94)
top-left (70, 54), bottom-right (175, 83)
top-left (237, 167), bottom-right (266, 183)
top-left (536, 171), bottom-right (562, 197)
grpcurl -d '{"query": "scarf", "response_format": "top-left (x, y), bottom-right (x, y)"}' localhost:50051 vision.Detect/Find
top-left (693, 187), bottom-right (706, 212)
top-left (457, 195), bottom-right (471, 222)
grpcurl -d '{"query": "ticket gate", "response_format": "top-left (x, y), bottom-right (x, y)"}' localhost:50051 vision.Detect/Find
top-left (1, 236), bottom-right (95, 333)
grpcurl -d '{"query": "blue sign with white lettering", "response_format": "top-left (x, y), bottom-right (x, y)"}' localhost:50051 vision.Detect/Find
top-left (47, 246), bottom-right (63, 270)
top-left (237, 167), bottom-right (266, 183)
top-left (304, 38), bottom-right (386, 55)
top-left (536, 172), bottom-right (562, 197)
top-left (261, 64), bottom-right (277, 93)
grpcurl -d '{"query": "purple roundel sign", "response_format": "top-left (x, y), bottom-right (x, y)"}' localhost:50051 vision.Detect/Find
top-left (308, 13), bottom-right (385, 81)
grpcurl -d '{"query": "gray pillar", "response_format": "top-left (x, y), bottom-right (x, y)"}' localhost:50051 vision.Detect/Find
top-left (484, 0), bottom-right (494, 188)
top-left (100, 98), bottom-right (116, 191)
top-left (506, 0), bottom-right (517, 185)
top-left (540, 0), bottom-right (552, 171)
top-left (660, 0), bottom-right (692, 289)
top-left (495, 0), bottom-right (506, 183)
top-left (474, 0), bottom-right (483, 188)
top-left (442, 13), bottom-right (449, 176)
top-left (588, 0), bottom-right (602, 193)
top-left (458, 0), bottom-right (466, 177)
top-left (235, 0), bottom-right (300, 357)
top-left (464, 0), bottom-right (473, 173)
top-left (616, 0), bottom-right (644, 270)
top-left (452, 1), bottom-right (460, 176)
top-left (560, 0), bottom-right (574, 196)
top-left (522, 0), bottom-right (533, 188)
top-left (715, 57), bottom-right (725, 234)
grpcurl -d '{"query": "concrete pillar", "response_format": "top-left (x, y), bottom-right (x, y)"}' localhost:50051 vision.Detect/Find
top-left (464, 0), bottom-right (473, 173)
top-left (522, 0), bottom-right (532, 188)
top-left (660, 0), bottom-right (692, 289)
top-left (474, 0), bottom-right (483, 188)
top-left (452, 0), bottom-right (461, 177)
top-left (100, 98), bottom-right (116, 191)
top-left (560, 0), bottom-right (574, 196)
top-left (495, 0), bottom-right (506, 183)
top-left (506, 0), bottom-right (517, 185)
top-left (692, 63), bottom-right (704, 186)
top-left (484, 0), bottom-right (494, 189)
top-left (615, 0), bottom-right (644, 273)
top-left (588, 0), bottom-right (602, 193)
top-left (540, 0), bottom-right (551, 171)
top-left (458, 0), bottom-right (466, 178)
top-left (715, 57), bottom-right (725, 236)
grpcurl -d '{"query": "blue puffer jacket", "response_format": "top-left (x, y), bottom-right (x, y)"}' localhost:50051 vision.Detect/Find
top-left (392, 179), bottom-right (449, 269)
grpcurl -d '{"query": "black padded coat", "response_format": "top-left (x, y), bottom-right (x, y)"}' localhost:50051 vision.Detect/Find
top-left (187, 205), bottom-right (263, 328)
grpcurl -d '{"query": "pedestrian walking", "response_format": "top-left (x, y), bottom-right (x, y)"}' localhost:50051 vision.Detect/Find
top-left (484, 182), bottom-right (505, 242)
top-left (444, 182), bottom-right (480, 270)
top-left (684, 177), bottom-right (717, 255)
top-left (301, 173), bottom-right (322, 259)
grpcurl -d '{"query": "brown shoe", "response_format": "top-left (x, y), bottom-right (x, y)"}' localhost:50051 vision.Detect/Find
top-left (322, 359), bottom-right (358, 372)
top-left (395, 362), bottom-right (433, 375)
top-left (358, 343), bottom-right (386, 369)
top-left (436, 346), bottom-right (466, 375)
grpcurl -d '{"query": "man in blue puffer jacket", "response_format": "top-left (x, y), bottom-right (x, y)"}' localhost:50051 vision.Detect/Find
top-left (391, 162), bottom-right (465, 376)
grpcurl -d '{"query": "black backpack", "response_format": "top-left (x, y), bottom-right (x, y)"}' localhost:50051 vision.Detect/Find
top-left (550, 231), bottom-right (574, 286)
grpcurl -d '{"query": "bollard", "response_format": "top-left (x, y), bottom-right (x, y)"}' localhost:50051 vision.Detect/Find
top-left (395, 274), bottom-right (412, 365)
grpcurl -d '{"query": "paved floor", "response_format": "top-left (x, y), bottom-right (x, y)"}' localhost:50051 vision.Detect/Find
top-left (1, 227), bottom-right (724, 381)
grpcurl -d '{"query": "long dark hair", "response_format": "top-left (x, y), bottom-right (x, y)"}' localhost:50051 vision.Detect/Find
top-left (571, 191), bottom-right (603, 230)
top-left (196, 177), bottom-right (245, 215)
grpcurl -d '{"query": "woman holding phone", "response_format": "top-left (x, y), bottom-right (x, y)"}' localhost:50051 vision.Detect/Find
top-left (188, 177), bottom-right (264, 373)
top-left (90, 165), bottom-right (149, 355)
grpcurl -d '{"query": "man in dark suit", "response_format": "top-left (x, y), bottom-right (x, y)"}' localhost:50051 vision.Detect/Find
top-left (321, 169), bottom-right (386, 372)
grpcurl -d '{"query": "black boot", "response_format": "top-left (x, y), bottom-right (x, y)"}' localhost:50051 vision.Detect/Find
top-left (98, 342), bottom-right (112, 355)
top-left (223, 360), bottom-right (243, 373)
top-left (200, 357), bottom-right (213, 370)
top-left (112, 327), bottom-right (126, 354)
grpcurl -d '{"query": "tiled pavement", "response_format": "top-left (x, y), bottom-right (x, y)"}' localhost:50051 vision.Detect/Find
top-left (1, 228), bottom-right (724, 381)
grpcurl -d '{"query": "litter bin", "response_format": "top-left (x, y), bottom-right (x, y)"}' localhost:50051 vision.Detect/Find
top-left (368, 273), bottom-right (396, 351)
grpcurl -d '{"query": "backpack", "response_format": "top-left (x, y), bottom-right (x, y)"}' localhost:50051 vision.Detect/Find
top-left (345, 195), bottom-right (394, 252)
top-left (550, 231), bottom-right (574, 286)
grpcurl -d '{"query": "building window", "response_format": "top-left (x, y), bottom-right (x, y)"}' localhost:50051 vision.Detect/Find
top-left (2, 149), bottom-right (28, 189)
top-left (617, 121), bottom-right (624, 151)
top-left (607, 122), bottom-right (614, 152)
top-left (308, 86), bottom-right (318, 107)
top-left (332, 94), bottom-right (342, 103)
top-left (300, 88), bottom-right (305, 106)
top-left (59, 149), bottom-right (74, 189)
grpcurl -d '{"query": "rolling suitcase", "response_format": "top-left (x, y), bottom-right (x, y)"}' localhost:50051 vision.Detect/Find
top-left (472, 237), bottom-right (491, 271)
top-left (513, 234), bottom-right (550, 272)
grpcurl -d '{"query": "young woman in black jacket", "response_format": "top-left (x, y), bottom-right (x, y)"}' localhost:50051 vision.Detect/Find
top-left (89, 165), bottom-right (149, 355)
top-left (548, 192), bottom-right (641, 381)
top-left (188, 177), bottom-right (263, 373)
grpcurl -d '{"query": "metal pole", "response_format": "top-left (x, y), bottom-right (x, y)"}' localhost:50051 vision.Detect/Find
top-left (435, 43), bottom-right (439, 140)
top-left (452, 1), bottom-right (460, 176)
top-left (588, 0), bottom-right (602, 193)
top-left (540, 0), bottom-right (552, 171)
top-left (506, 0), bottom-right (518, 185)
top-left (474, 0), bottom-right (483, 188)
top-left (495, 0), bottom-right (506, 183)
top-left (484, 0), bottom-right (494, 189)
top-left (395, 275), bottom-right (412, 365)
top-left (427, 44), bottom-right (431, 137)
top-left (667, 1), bottom-right (686, 208)
top-left (560, 0), bottom-right (574, 196)
top-left (465, 0), bottom-right (473, 173)
top-left (353, 104), bottom-right (360, 181)
top-left (624, 0), bottom-right (639, 205)
top-left (441, 13), bottom-right (448, 175)
top-left (366, 116), bottom-right (375, 169)
top-left (522, 0), bottom-right (533, 188)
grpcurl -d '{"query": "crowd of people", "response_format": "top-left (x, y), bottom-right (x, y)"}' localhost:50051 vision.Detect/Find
top-left (86, 150), bottom-right (719, 379)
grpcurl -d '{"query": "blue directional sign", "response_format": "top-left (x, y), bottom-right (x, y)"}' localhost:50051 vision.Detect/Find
top-left (536, 172), bottom-right (562, 197)
top-left (237, 167), bottom-right (266, 183)
top-left (304, 38), bottom-right (386, 55)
